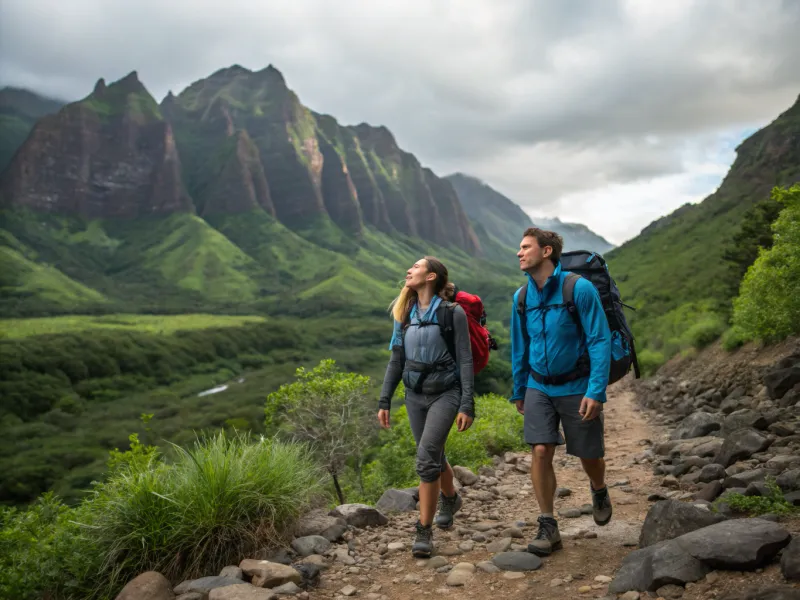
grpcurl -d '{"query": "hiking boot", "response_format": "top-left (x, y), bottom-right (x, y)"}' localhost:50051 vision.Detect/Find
top-left (527, 515), bottom-right (562, 556)
top-left (412, 521), bottom-right (434, 558)
top-left (433, 491), bottom-right (462, 529)
top-left (592, 484), bottom-right (613, 526)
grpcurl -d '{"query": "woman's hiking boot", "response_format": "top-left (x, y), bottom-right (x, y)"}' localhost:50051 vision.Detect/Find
top-left (412, 521), bottom-right (434, 558)
top-left (592, 484), bottom-right (613, 526)
top-left (527, 515), bottom-right (562, 556)
top-left (433, 491), bottom-right (462, 529)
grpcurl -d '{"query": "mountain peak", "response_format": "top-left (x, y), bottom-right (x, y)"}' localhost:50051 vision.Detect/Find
top-left (93, 78), bottom-right (107, 95)
top-left (256, 64), bottom-right (287, 87)
top-left (113, 71), bottom-right (146, 94)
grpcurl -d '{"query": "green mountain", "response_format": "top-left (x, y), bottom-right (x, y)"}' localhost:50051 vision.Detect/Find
top-left (606, 93), bottom-right (800, 364)
top-left (445, 173), bottom-right (614, 253)
top-left (0, 87), bottom-right (65, 174)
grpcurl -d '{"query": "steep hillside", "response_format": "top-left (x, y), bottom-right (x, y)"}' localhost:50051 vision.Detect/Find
top-left (445, 173), bottom-right (614, 253)
top-left (606, 93), bottom-right (800, 361)
top-left (0, 87), bottom-right (64, 174)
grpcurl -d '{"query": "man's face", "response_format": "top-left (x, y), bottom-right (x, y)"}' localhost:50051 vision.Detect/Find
top-left (517, 236), bottom-right (550, 271)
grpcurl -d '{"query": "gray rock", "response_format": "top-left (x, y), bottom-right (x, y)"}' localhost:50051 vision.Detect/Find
top-left (781, 537), bottom-right (800, 581)
top-left (609, 539), bottom-right (710, 593)
top-left (723, 468), bottom-right (768, 489)
top-left (290, 535), bottom-right (330, 557)
top-left (375, 489), bottom-right (417, 513)
top-left (657, 584), bottom-right (686, 599)
top-left (694, 481), bottom-right (724, 502)
top-left (675, 518), bottom-right (791, 570)
top-left (698, 463), bottom-right (727, 483)
top-left (639, 500), bottom-right (726, 548)
top-left (777, 468), bottom-right (800, 492)
top-left (556, 487), bottom-right (572, 497)
top-left (785, 490), bottom-right (800, 506)
top-left (486, 537), bottom-right (512, 553)
top-left (271, 582), bottom-right (301, 596)
top-left (765, 455), bottom-right (800, 472)
top-left (671, 412), bottom-right (723, 440)
top-left (219, 567), bottom-right (243, 580)
top-left (559, 508), bottom-right (582, 518)
top-left (176, 576), bottom-right (246, 597)
top-left (176, 594), bottom-right (204, 600)
top-left (239, 560), bottom-right (302, 588)
top-left (295, 509), bottom-right (347, 542)
top-left (715, 428), bottom-right (772, 467)
top-left (329, 504), bottom-right (388, 529)
top-left (452, 465), bottom-right (478, 485)
top-left (764, 366), bottom-right (800, 400)
top-left (491, 551), bottom-right (543, 571)
top-left (723, 409), bottom-right (769, 434)
top-left (769, 422), bottom-right (797, 437)
top-left (476, 561), bottom-right (501, 574)
top-left (745, 481), bottom-right (772, 497)
top-left (115, 571), bottom-right (174, 600)
top-left (718, 584), bottom-right (800, 599)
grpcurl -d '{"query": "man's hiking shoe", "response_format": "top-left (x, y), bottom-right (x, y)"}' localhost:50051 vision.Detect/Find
top-left (433, 491), bottom-right (462, 529)
top-left (412, 521), bottom-right (434, 558)
top-left (592, 485), bottom-right (613, 526)
top-left (527, 515), bottom-right (562, 556)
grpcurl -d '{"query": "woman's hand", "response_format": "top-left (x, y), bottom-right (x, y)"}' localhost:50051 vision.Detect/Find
top-left (456, 412), bottom-right (473, 432)
top-left (378, 409), bottom-right (391, 429)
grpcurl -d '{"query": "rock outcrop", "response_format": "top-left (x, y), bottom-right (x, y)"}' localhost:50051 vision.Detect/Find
top-left (0, 72), bottom-right (193, 218)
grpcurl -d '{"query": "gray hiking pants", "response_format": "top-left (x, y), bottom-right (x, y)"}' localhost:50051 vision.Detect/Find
top-left (405, 387), bottom-right (461, 482)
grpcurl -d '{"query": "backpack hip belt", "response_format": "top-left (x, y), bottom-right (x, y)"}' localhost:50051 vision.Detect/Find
top-left (404, 358), bottom-right (455, 394)
top-left (529, 353), bottom-right (590, 386)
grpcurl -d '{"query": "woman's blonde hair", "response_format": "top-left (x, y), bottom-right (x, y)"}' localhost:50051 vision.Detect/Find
top-left (390, 256), bottom-right (451, 323)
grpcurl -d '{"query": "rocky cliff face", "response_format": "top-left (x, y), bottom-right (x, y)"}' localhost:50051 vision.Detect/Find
top-left (0, 73), bottom-right (193, 219)
top-left (0, 87), bottom-right (65, 174)
top-left (1, 65), bottom-right (481, 254)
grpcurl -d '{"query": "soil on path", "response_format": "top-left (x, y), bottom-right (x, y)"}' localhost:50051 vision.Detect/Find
top-left (305, 385), bottom-right (799, 600)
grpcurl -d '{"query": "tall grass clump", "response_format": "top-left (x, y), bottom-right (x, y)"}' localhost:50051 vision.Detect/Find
top-left (86, 430), bottom-right (324, 596)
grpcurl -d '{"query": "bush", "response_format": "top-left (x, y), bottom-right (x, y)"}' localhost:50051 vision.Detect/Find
top-left (356, 393), bottom-right (526, 502)
top-left (636, 348), bottom-right (666, 376)
top-left (721, 326), bottom-right (749, 351)
top-left (732, 184), bottom-right (800, 342)
top-left (1, 430), bottom-right (324, 600)
top-left (714, 477), bottom-right (799, 517)
top-left (685, 313), bottom-right (726, 349)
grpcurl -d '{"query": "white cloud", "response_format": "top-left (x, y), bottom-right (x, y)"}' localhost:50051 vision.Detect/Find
top-left (1, 0), bottom-right (799, 244)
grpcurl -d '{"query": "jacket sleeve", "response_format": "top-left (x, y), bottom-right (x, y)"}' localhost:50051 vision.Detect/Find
top-left (378, 321), bottom-right (404, 410)
top-left (510, 287), bottom-right (527, 402)
top-left (574, 278), bottom-right (611, 402)
top-left (452, 305), bottom-right (475, 417)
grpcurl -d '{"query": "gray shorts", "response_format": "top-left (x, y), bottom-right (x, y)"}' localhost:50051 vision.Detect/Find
top-left (405, 388), bottom-right (460, 482)
top-left (523, 387), bottom-right (605, 459)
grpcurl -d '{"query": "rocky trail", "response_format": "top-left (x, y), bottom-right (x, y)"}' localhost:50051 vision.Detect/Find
top-left (118, 340), bottom-right (800, 600)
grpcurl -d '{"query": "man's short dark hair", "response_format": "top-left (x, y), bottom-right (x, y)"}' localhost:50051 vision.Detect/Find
top-left (523, 227), bottom-right (563, 264)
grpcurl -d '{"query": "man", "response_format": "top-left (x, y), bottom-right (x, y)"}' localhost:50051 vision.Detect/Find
top-left (510, 227), bottom-right (613, 557)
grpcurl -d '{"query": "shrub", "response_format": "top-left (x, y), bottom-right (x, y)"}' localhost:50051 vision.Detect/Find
top-left (356, 393), bottom-right (526, 502)
top-left (721, 326), bottom-right (749, 351)
top-left (732, 184), bottom-right (800, 342)
top-left (1, 430), bottom-right (325, 600)
top-left (714, 477), bottom-right (799, 517)
top-left (636, 348), bottom-right (666, 376)
top-left (685, 313), bottom-right (726, 349)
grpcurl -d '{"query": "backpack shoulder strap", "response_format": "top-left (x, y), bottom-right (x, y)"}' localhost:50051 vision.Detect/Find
top-left (436, 301), bottom-right (457, 361)
top-left (562, 272), bottom-right (582, 332)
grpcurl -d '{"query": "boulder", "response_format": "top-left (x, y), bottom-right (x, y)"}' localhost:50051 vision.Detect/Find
top-left (376, 489), bottom-right (417, 513)
top-left (777, 468), bottom-right (800, 492)
top-left (295, 509), bottom-right (347, 542)
top-left (174, 577), bottom-right (245, 597)
top-left (781, 537), bottom-right (800, 581)
top-left (764, 366), bottom-right (800, 400)
top-left (452, 465), bottom-right (479, 485)
top-left (639, 499), bottom-right (725, 548)
top-left (491, 552), bottom-right (542, 571)
top-left (675, 518), bottom-right (791, 570)
top-left (115, 572), bottom-right (174, 600)
top-left (290, 535), bottom-right (330, 557)
top-left (329, 504), bottom-right (388, 528)
top-left (723, 409), bottom-right (768, 434)
top-left (609, 539), bottom-right (710, 593)
top-left (698, 463), bottom-right (727, 483)
top-left (671, 412), bottom-right (723, 440)
top-left (718, 585), bottom-right (800, 599)
top-left (238, 560), bottom-right (301, 588)
top-left (715, 428), bottom-right (772, 467)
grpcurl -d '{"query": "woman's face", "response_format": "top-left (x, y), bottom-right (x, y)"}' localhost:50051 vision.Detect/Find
top-left (405, 258), bottom-right (433, 290)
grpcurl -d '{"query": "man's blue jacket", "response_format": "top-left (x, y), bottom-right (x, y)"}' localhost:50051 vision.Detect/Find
top-left (510, 261), bottom-right (612, 403)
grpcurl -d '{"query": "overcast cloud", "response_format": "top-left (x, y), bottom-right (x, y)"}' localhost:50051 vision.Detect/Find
top-left (2, 0), bottom-right (799, 244)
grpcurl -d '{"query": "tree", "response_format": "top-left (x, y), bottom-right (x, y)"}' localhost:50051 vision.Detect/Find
top-left (265, 359), bottom-right (375, 504)
top-left (732, 184), bottom-right (800, 342)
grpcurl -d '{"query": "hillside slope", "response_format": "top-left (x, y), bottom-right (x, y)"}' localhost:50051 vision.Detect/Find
top-left (606, 93), bottom-right (800, 360)
top-left (0, 87), bottom-right (64, 174)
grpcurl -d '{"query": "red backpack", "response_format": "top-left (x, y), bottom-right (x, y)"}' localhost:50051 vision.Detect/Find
top-left (435, 287), bottom-right (498, 374)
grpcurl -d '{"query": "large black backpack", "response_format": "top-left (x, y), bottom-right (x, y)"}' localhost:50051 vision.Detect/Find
top-left (516, 250), bottom-right (640, 386)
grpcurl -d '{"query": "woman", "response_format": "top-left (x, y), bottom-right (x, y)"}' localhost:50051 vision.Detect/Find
top-left (377, 256), bottom-right (475, 558)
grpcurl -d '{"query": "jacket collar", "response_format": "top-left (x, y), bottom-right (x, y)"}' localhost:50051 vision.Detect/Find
top-left (525, 261), bottom-right (563, 296)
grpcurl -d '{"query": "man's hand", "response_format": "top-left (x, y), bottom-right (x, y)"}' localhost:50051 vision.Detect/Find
top-left (378, 409), bottom-right (390, 429)
top-left (456, 413), bottom-right (474, 432)
top-left (579, 397), bottom-right (602, 421)
top-left (515, 400), bottom-right (524, 415)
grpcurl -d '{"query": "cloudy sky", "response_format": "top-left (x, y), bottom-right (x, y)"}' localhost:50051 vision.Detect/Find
top-left (2, 0), bottom-right (799, 245)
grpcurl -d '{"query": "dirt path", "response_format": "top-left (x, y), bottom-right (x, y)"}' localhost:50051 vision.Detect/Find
top-left (307, 386), bottom-right (669, 600)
